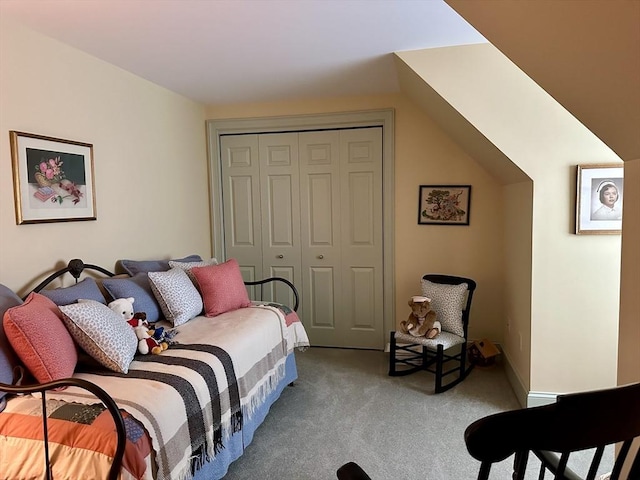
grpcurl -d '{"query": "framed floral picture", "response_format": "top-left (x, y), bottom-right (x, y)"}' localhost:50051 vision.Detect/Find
top-left (418, 185), bottom-right (471, 225)
top-left (10, 131), bottom-right (96, 224)
top-left (575, 163), bottom-right (624, 235)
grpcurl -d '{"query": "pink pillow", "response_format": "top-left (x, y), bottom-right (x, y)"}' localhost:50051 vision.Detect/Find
top-left (3, 293), bottom-right (77, 383)
top-left (191, 259), bottom-right (251, 317)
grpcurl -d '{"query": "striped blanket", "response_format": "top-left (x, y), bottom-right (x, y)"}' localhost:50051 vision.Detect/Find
top-left (48, 305), bottom-right (309, 480)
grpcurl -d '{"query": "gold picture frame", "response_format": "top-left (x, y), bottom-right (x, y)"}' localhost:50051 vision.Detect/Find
top-left (575, 164), bottom-right (624, 235)
top-left (10, 131), bottom-right (97, 224)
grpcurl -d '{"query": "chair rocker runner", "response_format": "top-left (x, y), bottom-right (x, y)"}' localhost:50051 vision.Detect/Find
top-left (388, 274), bottom-right (477, 393)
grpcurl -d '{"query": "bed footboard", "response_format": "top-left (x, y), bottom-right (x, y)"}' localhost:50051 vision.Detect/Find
top-left (0, 378), bottom-right (126, 480)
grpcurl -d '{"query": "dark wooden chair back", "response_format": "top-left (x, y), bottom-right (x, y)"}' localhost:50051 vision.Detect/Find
top-left (465, 382), bottom-right (640, 480)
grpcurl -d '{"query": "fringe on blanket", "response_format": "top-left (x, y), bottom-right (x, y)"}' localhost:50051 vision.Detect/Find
top-left (243, 361), bottom-right (287, 419)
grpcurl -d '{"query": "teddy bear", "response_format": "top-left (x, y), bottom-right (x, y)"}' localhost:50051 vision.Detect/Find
top-left (108, 297), bottom-right (165, 355)
top-left (399, 295), bottom-right (441, 339)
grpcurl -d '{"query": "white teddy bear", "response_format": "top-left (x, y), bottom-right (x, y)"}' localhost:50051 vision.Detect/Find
top-left (108, 297), bottom-right (163, 355)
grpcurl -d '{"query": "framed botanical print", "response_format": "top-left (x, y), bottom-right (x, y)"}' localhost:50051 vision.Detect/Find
top-left (10, 131), bottom-right (96, 224)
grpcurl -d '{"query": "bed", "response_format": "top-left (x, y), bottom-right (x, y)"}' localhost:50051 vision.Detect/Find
top-left (0, 257), bottom-right (309, 479)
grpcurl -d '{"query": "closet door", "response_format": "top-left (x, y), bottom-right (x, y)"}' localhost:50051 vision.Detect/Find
top-left (219, 134), bottom-right (264, 293)
top-left (258, 133), bottom-right (301, 308)
top-left (298, 128), bottom-right (383, 348)
top-left (338, 128), bottom-right (384, 348)
top-left (299, 131), bottom-right (342, 346)
top-left (221, 128), bottom-right (384, 349)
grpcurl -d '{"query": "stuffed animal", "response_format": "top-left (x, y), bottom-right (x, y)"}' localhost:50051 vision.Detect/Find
top-left (399, 295), bottom-right (441, 338)
top-left (147, 324), bottom-right (175, 351)
top-left (108, 297), bottom-right (164, 355)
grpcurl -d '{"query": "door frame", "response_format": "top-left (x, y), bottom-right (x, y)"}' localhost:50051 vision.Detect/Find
top-left (206, 109), bottom-right (395, 348)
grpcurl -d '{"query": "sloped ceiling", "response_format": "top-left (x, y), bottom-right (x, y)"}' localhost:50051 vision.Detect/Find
top-left (394, 51), bottom-right (528, 185)
top-left (447, 0), bottom-right (640, 161)
top-left (0, 0), bottom-right (486, 105)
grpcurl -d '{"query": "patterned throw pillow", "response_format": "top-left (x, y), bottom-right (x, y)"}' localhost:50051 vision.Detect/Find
top-left (169, 258), bottom-right (218, 284)
top-left (191, 259), bottom-right (251, 317)
top-left (420, 279), bottom-right (468, 337)
top-left (102, 273), bottom-right (162, 322)
top-left (3, 293), bottom-right (77, 383)
top-left (148, 268), bottom-right (203, 326)
top-left (119, 255), bottom-right (203, 276)
top-left (59, 300), bottom-right (138, 374)
top-left (40, 277), bottom-right (106, 305)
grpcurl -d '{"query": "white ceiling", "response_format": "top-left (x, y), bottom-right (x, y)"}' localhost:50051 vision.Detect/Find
top-left (0, 0), bottom-right (486, 106)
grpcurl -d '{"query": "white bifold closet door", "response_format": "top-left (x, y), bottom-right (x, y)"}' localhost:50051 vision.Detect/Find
top-left (220, 127), bottom-right (383, 349)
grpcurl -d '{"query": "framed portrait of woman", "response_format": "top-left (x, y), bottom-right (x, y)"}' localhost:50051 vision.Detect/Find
top-left (576, 164), bottom-right (624, 234)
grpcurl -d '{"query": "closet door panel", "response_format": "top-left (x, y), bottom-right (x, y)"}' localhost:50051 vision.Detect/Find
top-left (259, 133), bottom-right (301, 302)
top-left (339, 128), bottom-right (384, 348)
top-left (309, 267), bottom-right (335, 328)
top-left (299, 131), bottom-right (342, 346)
top-left (220, 135), bottom-right (263, 286)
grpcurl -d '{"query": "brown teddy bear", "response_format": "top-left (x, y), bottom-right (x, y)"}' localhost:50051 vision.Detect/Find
top-left (399, 295), bottom-right (441, 338)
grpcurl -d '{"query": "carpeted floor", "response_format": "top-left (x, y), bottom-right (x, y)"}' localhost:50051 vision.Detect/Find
top-left (222, 347), bottom-right (612, 479)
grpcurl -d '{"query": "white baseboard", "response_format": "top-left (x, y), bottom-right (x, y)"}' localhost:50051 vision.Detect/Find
top-left (526, 391), bottom-right (558, 407)
top-left (500, 345), bottom-right (558, 407)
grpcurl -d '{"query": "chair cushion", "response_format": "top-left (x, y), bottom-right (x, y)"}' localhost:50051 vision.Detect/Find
top-left (421, 279), bottom-right (468, 337)
top-left (394, 330), bottom-right (465, 350)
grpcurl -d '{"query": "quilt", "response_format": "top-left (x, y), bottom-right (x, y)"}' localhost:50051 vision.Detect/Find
top-left (39, 305), bottom-right (309, 480)
top-left (0, 396), bottom-right (153, 480)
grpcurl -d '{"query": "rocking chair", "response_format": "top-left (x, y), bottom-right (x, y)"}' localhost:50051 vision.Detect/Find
top-left (388, 274), bottom-right (476, 393)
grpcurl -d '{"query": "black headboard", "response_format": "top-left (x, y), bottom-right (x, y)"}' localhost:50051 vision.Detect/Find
top-left (27, 258), bottom-right (115, 300)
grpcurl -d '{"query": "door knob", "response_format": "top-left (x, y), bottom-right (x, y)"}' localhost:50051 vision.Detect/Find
top-left (318, 255), bottom-right (324, 259)
top-left (277, 254), bottom-right (284, 259)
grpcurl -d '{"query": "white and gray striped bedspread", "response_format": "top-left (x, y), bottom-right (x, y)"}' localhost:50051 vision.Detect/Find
top-left (47, 305), bottom-right (310, 480)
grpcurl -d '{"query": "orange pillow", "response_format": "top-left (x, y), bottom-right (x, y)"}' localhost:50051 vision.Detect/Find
top-left (3, 293), bottom-right (77, 383)
top-left (191, 259), bottom-right (251, 317)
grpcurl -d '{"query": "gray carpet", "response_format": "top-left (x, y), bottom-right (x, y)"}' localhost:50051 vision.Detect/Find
top-left (223, 347), bottom-right (612, 479)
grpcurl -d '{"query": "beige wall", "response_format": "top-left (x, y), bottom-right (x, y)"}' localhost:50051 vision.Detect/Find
top-left (206, 95), bottom-right (506, 342)
top-left (0, 21), bottom-right (211, 295)
top-left (503, 181), bottom-right (533, 398)
top-left (3, 14), bottom-right (631, 401)
top-left (397, 44), bottom-right (622, 394)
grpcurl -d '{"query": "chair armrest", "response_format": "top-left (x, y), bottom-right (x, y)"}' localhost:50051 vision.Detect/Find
top-left (244, 277), bottom-right (299, 312)
top-left (0, 377), bottom-right (126, 480)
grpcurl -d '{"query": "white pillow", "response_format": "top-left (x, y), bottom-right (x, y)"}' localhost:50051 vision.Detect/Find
top-left (59, 300), bottom-right (138, 373)
top-left (168, 258), bottom-right (218, 285)
top-left (148, 268), bottom-right (203, 326)
top-left (420, 279), bottom-right (468, 337)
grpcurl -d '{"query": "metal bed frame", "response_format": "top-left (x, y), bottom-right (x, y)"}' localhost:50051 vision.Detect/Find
top-left (1, 258), bottom-right (300, 479)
